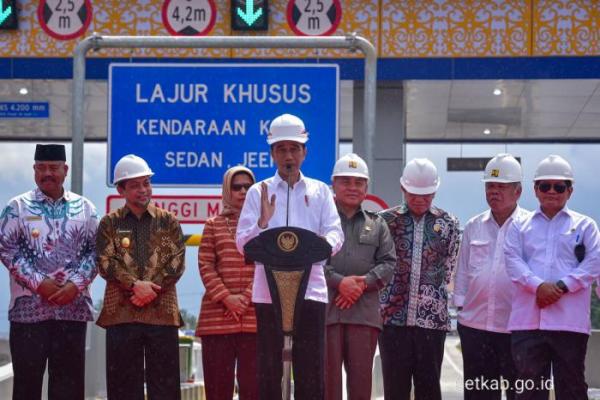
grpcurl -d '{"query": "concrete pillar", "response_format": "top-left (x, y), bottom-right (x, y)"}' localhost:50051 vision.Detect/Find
top-left (353, 81), bottom-right (406, 209)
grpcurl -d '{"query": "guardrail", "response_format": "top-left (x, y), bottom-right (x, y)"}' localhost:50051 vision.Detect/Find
top-left (0, 362), bottom-right (13, 399)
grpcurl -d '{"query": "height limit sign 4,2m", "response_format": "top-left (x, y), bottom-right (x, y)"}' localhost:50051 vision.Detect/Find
top-left (162, 0), bottom-right (216, 36)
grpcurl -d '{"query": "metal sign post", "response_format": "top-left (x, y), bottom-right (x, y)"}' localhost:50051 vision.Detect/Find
top-left (71, 34), bottom-right (377, 194)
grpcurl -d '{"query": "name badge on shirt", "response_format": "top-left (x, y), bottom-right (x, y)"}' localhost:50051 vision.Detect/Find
top-left (26, 216), bottom-right (42, 221)
top-left (117, 229), bottom-right (132, 249)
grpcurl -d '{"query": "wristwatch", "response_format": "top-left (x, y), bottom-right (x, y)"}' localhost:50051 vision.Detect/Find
top-left (556, 280), bottom-right (569, 294)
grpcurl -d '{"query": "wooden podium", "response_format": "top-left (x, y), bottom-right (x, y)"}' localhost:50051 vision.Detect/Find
top-left (244, 226), bottom-right (332, 400)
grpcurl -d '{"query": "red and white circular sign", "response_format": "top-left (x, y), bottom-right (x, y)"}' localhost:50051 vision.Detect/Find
top-left (364, 194), bottom-right (389, 213)
top-left (162, 0), bottom-right (217, 36)
top-left (37, 0), bottom-right (92, 40)
top-left (286, 0), bottom-right (342, 36)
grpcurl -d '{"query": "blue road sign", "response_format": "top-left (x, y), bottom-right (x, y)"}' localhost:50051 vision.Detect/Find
top-left (0, 102), bottom-right (49, 118)
top-left (108, 63), bottom-right (339, 187)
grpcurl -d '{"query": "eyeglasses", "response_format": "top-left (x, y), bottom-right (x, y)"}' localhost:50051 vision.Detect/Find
top-left (537, 182), bottom-right (568, 194)
top-left (231, 183), bottom-right (252, 192)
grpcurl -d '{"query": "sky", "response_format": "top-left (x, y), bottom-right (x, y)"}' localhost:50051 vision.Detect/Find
top-left (1, 141), bottom-right (599, 335)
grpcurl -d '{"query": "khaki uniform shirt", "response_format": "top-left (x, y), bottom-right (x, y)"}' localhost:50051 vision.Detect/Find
top-left (325, 207), bottom-right (396, 330)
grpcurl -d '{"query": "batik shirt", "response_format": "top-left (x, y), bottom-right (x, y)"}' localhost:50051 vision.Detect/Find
top-left (0, 188), bottom-right (98, 323)
top-left (379, 204), bottom-right (460, 331)
top-left (96, 204), bottom-right (185, 328)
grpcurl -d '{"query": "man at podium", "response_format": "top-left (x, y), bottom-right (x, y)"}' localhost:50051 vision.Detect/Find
top-left (236, 113), bottom-right (344, 400)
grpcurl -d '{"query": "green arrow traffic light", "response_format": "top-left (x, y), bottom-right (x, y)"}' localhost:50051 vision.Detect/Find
top-left (0, 0), bottom-right (17, 29)
top-left (231, 0), bottom-right (268, 31)
top-left (0, 0), bottom-right (12, 25)
top-left (237, 0), bottom-right (262, 26)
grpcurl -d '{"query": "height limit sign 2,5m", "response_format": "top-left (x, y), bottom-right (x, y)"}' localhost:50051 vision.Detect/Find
top-left (37, 0), bottom-right (92, 40)
top-left (287, 0), bottom-right (341, 36)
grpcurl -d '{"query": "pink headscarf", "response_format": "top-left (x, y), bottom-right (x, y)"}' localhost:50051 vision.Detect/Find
top-left (221, 166), bottom-right (255, 217)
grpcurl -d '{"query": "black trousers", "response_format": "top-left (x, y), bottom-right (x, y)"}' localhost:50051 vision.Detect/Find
top-left (511, 330), bottom-right (588, 400)
top-left (458, 323), bottom-right (516, 400)
top-left (379, 325), bottom-right (446, 400)
top-left (255, 300), bottom-right (326, 400)
top-left (106, 323), bottom-right (181, 400)
top-left (9, 320), bottom-right (87, 400)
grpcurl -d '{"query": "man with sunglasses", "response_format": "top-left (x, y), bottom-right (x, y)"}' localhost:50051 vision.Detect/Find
top-left (504, 154), bottom-right (600, 399)
top-left (454, 154), bottom-right (530, 400)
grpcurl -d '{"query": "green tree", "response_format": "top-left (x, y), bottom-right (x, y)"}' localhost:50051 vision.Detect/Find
top-left (179, 308), bottom-right (198, 331)
top-left (592, 284), bottom-right (600, 329)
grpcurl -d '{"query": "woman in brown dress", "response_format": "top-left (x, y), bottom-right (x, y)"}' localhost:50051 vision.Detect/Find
top-left (196, 166), bottom-right (258, 400)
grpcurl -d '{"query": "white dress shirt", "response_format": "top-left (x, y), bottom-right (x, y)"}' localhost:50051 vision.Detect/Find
top-left (504, 206), bottom-right (600, 334)
top-left (454, 206), bottom-right (531, 333)
top-left (236, 171), bottom-right (344, 304)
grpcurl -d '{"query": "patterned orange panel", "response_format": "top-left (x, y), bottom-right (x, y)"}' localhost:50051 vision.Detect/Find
top-left (0, 0), bottom-right (84, 57)
top-left (232, 0), bottom-right (379, 59)
top-left (0, 1), bottom-right (30, 57)
top-left (0, 0), bottom-right (230, 58)
top-left (81, 0), bottom-right (229, 58)
top-left (533, 0), bottom-right (599, 55)
top-left (109, 0), bottom-right (229, 58)
top-left (381, 0), bottom-right (531, 57)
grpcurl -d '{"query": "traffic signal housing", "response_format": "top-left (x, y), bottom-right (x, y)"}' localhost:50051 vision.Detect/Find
top-left (231, 0), bottom-right (268, 31)
top-left (0, 0), bottom-right (18, 30)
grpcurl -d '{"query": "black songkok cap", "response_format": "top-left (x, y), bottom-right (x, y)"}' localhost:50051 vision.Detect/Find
top-left (34, 144), bottom-right (66, 162)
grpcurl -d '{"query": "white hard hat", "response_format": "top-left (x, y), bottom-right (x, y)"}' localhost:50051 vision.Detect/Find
top-left (534, 155), bottom-right (574, 182)
top-left (331, 153), bottom-right (369, 181)
top-left (267, 114), bottom-right (309, 145)
top-left (113, 154), bottom-right (154, 185)
top-left (483, 153), bottom-right (522, 183)
top-left (400, 158), bottom-right (440, 195)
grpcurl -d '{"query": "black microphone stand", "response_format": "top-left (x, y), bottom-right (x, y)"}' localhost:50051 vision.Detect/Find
top-left (285, 164), bottom-right (292, 227)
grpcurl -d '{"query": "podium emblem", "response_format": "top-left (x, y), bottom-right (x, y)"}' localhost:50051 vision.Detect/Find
top-left (277, 231), bottom-right (299, 252)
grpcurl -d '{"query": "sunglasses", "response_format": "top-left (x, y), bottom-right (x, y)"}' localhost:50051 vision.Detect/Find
top-left (231, 183), bottom-right (252, 192)
top-left (537, 182), bottom-right (568, 194)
